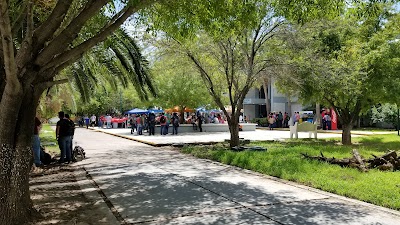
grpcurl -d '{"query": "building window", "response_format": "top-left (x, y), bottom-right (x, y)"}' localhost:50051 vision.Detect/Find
top-left (259, 86), bottom-right (266, 99)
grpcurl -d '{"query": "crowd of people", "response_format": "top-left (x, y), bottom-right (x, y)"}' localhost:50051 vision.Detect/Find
top-left (267, 112), bottom-right (291, 130)
top-left (127, 111), bottom-right (234, 135)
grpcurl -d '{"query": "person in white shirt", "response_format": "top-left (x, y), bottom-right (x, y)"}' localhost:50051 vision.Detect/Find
top-left (213, 117), bottom-right (219, 124)
top-left (239, 114), bottom-right (243, 123)
top-left (90, 115), bottom-right (96, 127)
top-left (106, 114), bottom-right (112, 128)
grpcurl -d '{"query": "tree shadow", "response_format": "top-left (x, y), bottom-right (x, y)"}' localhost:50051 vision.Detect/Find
top-left (30, 166), bottom-right (116, 225)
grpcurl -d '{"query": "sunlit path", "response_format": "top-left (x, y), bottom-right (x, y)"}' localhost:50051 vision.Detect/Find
top-left (73, 128), bottom-right (400, 225)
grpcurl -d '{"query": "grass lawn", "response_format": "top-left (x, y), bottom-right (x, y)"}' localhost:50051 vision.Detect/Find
top-left (39, 124), bottom-right (59, 154)
top-left (181, 134), bottom-right (400, 210)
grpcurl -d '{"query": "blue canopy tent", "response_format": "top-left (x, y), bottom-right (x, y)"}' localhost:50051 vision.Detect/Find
top-left (148, 108), bottom-right (164, 114)
top-left (125, 108), bottom-right (148, 114)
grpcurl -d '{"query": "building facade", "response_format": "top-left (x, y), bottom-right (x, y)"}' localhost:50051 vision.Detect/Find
top-left (243, 78), bottom-right (303, 120)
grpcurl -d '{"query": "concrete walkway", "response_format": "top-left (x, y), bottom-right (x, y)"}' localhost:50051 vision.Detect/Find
top-left (73, 128), bottom-right (400, 225)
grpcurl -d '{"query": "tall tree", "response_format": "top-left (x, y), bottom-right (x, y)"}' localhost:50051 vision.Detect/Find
top-left (150, 53), bottom-right (214, 122)
top-left (282, 2), bottom-right (400, 144)
top-left (147, 0), bottom-right (286, 148)
top-left (0, 1), bottom-right (158, 224)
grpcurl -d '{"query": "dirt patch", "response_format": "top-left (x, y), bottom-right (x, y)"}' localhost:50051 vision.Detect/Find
top-left (30, 165), bottom-right (116, 225)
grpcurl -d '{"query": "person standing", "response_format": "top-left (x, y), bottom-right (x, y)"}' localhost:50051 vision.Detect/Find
top-left (172, 113), bottom-right (179, 135)
top-left (136, 114), bottom-right (143, 135)
top-left (106, 114), bottom-right (112, 128)
top-left (164, 113), bottom-right (171, 135)
top-left (278, 112), bottom-right (283, 128)
top-left (56, 111), bottom-right (72, 163)
top-left (324, 113), bottom-right (332, 130)
top-left (197, 112), bottom-right (203, 132)
top-left (148, 113), bottom-right (156, 135)
top-left (159, 113), bottom-right (167, 135)
top-left (283, 112), bottom-right (290, 128)
top-left (268, 114), bottom-right (276, 130)
top-left (90, 114), bottom-right (96, 127)
top-left (84, 115), bottom-right (90, 129)
top-left (65, 114), bottom-right (75, 161)
top-left (32, 116), bottom-right (43, 167)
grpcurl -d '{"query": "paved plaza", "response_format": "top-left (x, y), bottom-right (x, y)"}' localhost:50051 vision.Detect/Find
top-left (87, 127), bottom-right (374, 146)
top-left (73, 128), bottom-right (400, 225)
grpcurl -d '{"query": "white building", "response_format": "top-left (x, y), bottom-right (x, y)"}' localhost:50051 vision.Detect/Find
top-left (243, 78), bottom-right (304, 120)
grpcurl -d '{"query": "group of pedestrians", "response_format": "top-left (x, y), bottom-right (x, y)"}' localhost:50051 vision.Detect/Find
top-left (130, 112), bottom-right (181, 135)
top-left (267, 112), bottom-right (290, 130)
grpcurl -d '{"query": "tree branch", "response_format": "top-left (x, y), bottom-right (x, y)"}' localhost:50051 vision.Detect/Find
top-left (40, 0), bottom-right (156, 74)
top-left (15, 0), bottom-right (34, 77)
top-left (0, 0), bottom-right (19, 87)
top-left (11, 0), bottom-right (27, 37)
top-left (35, 0), bottom-right (110, 67)
top-left (33, 0), bottom-right (74, 52)
top-left (41, 78), bottom-right (69, 89)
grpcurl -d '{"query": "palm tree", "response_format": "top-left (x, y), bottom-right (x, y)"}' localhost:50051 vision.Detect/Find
top-left (62, 28), bottom-right (156, 106)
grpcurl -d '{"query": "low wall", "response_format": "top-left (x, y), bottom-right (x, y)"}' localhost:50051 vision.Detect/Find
top-left (153, 123), bottom-right (256, 134)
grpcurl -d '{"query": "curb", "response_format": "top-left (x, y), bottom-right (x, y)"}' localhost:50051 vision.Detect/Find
top-left (256, 127), bottom-right (395, 136)
top-left (73, 167), bottom-right (121, 225)
top-left (88, 127), bottom-right (161, 146)
top-left (88, 127), bottom-right (222, 147)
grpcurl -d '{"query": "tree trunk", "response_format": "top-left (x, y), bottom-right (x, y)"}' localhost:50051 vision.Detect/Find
top-left (315, 103), bottom-right (321, 126)
top-left (0, 80), bottom-right (43, 225)
top-left (342, 123), bottom-right (353, 145)
top-left (263, 77), bottom-right (270, 116)
top-left (287, 96), bottom-right (292, 115)
top-left (179, 106), bottom-right (185, 124)
top-left (227, 116), bottom-right (240, 148)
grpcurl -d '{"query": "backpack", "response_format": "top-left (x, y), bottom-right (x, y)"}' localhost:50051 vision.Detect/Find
top-left (160, 116), bottom-right (166, 124)
top-left (173, 117), bottom-right (179, 126)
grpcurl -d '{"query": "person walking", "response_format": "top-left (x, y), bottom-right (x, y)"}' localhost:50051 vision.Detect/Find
top-left (172, 113), bottom-right (179, 135)
top-left (32, 116), bottom-right (43, 167)
top-left (56, 111), bottom-right (72, 163)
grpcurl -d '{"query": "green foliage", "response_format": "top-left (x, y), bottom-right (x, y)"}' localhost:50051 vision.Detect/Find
top-left (149, 54), bottom-right (214, 109)
top-left (370, 103), bottom-right (398, 126)
top-left (182, 134), bottom-right (400, 210)
top-left (279, 2), bottom-right (400, 138)
top-left (39, 124), bottom-right (59, 154)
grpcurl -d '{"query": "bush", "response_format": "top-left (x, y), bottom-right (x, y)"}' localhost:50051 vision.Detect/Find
top-left (251, 117), bottom-right (269, 126)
